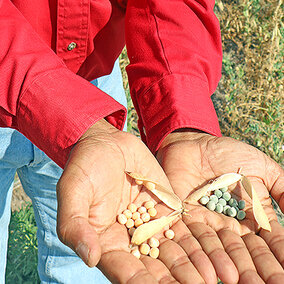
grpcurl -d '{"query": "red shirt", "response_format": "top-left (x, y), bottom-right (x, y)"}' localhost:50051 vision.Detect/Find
top-left (0, 0), bottom-right (222, 168)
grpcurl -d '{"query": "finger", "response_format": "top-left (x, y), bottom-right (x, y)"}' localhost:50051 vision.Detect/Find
top-left (98, 251), bottom-right (158, 284)
top-left (218, 229), bottom-right (264, 284)
top-left (158, 238), bottom-right (205, 284)
top-left (259, 220), bottom-right (284, 268)
top-left (141, 256), bottom-right (179, 283)
top-left (243, 232), bottom-right (284, 284)
top-left (172, 220), bottom-right (217, 284)
top-left (187, 222), bottom-right (239, 284)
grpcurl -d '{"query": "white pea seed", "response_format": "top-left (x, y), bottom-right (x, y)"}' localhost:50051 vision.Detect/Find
top-left (220, 186), bottom-right (228, 192)
top-left (144, 200), bottom-right (155, 209)
top-left (218, 198), bottom-right (227, 207)
top-left (164, 229), bottom-right (175, 240)
top-left (145, 181), bottom-right (156, 191)
top-left (148, 237), bottom-right (159, 248)
top-left (206, 200), bottom-right (216, 211)
top-left (222, 192), bottom-right (231, 202)
top-left (117, 214), bottom-right (127, 225)
top-left (238, 200), bottom-right (246, 210)
top-left (123, 209), bottom-right (132, 219)
top-left (128, 227), bottom-right (136, 236)
top-left (128, 203), bottom-right (137, 213)
top-left (141, 212), bottom-right (151, 223)
top-left (199, 196), bottom-right (210, 205)
top-left (223, 205), bottom-right (231, 215)
top-left (149, 247), bottom-right (159, 259)
top-left (215, 203), bottom-right (223, 213)
top-left (209, 195), bottom-right (219, 204)
top-left (125, 218), bottom-right (135, 228)
top-left (228, 198), bottom-right (238, 207)
top-left (131, 212), bottom-right (140, 220)
top-left (227, 207), bottom-right (237, 217)
top-left (131, 247), bottom-right (141, 259)
top-left (148, 207), bottom-right (157, 217)
top-left (138, 206), bottom-right (147, 214)
top-left (135, 179), bottom-right (144, 185)
top-left (237, 210), bottom-right (246, 220)
top-left (134, 218), bottom-right (143, 227)
top-left (140, 243), bottom-right (151, 255)
top-left (214, 189), bottom-right (222, 198)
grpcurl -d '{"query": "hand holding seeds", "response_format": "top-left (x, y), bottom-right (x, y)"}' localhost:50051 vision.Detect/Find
top-left (56, 120), bottom-right (218, 283)
top-left (156, 130), bottom-right (284, 283)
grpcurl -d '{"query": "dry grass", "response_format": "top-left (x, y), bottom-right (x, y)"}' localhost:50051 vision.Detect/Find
top-left (213, 0), bottom-right (283, 165)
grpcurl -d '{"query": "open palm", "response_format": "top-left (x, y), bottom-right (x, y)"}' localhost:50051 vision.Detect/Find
top-left (157, 130), bottom-right (284, 284)
top-left (56, 121), bottom-right (219, 284)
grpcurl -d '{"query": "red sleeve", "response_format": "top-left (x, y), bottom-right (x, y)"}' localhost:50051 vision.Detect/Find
top-left (125, 0), bottom-right (222, 153)
top-left (0, 0), bottom-right (126, 168)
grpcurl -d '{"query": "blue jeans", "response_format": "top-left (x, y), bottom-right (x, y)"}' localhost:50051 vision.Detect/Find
top-left (0, 60), bottom-right (127, 284)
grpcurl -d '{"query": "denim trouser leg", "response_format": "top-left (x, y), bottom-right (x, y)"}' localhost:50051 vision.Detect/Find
top-left (0, 156), bottom-right (16, 284)
top-left (0, 59), bottom-right (126, 283)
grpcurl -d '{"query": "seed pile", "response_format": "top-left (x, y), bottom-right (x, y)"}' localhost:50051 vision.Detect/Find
top-left (120, 171), bottom-right (271, 260)
top-left (117, 201), bottom-right (175, 259)
top-left (199, 186), bottom-right (246, 220)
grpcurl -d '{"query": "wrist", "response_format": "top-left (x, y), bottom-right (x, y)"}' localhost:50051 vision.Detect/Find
top-left (78, 118), bottom-right (119, 142)
top-left (159, 128), bottom-right (212, 149)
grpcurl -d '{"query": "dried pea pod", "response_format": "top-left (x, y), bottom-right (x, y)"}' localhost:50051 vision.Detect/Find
top-left (184, 173), bottom-right (242, 204)
top-left (126, 171), bottom-right (183, 211)
top-left (131, 210), bottom-right (181, 245)
top-left (241, 176), bottom-right (271, 232)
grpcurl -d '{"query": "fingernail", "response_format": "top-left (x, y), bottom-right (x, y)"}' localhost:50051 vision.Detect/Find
top-left (76, 242), bottom-right (89, 266)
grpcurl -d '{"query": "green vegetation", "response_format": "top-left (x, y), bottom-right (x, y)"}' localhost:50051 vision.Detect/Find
top-left (6, 0), bottom-right (283, 282)
top-left (6, 203), bottom-right (40, 283)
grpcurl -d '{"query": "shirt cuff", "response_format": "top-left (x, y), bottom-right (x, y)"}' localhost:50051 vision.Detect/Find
top-left (17, 68), bottom-right (126, 168)
top-left (136, 73), bottom-right (222, 154)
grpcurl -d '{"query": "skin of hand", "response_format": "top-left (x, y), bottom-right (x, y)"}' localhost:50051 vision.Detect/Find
top-left (55, 119), bottom-right (218, 284)
top-left (156, 129), bottom-right (284, 284)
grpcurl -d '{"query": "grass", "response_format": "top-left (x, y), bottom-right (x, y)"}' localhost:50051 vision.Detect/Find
top-left (6, 203), bottom-right (40, 283)
top-left (6, 0), bottom-right (283, 282)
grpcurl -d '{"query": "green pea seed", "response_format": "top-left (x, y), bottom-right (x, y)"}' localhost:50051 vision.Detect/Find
top-left (223, 205), bottom-right (231, 215)
top-left (233, 205), bottom-right (239, 212)
top-left (209, 195), bottom-right (219, 204)
top-left (236, 210), bottom-right (246, 220)
top-left (206, 201), bottom-right (216, 211)
top-left (214, 189), bottom-right (222, 198)
top-left (220, 186), bottom-right (228, 192)
top-left (199, 196), bottom-right (210, 205)
top-left (215, 203), bottom-right (223, 213)
top-left (218, 198), bottom-right (227, 207)
top-left (222, 192), bottom-right (231, 202)
top-left (238, 200), bottom-right (246, 210)
top-left (228, 198), bottom-right (238, 207)
top-left (227, 207), bottom-right (237, 217)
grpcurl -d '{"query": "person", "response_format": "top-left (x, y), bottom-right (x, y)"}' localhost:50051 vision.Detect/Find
top-left (0, 0), bottom-right (283, 283)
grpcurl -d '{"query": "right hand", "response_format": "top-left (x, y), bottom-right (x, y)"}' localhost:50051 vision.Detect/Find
top-left (56, 119), bottom-right (219, 283)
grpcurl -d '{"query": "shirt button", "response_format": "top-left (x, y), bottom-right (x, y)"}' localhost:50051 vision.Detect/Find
top-left (67, 42), bottom-right (77, 51)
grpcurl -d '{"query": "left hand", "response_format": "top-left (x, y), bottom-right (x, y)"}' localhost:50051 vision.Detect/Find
top-left (156, 129), bottom-right (284, 284)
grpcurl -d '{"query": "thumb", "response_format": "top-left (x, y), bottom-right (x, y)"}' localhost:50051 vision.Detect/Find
top-left (266, 160), bottom-right (284, 212)
top-left (270, 173), bottom-right (284, 212)
top-left (56, 176), bottom-right (102, 267)
top-left (56, 215), bottom-right (101, 267)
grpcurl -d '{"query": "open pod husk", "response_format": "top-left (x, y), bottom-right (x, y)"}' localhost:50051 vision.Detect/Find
top-left (241, 176), bottom-right (271, 232)
top-left (184, 173), bottom-right (242, 204)
top-left (131, 210), bottom-right (181, 245)
top-left (126, 172), bottom-right (183, 211)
